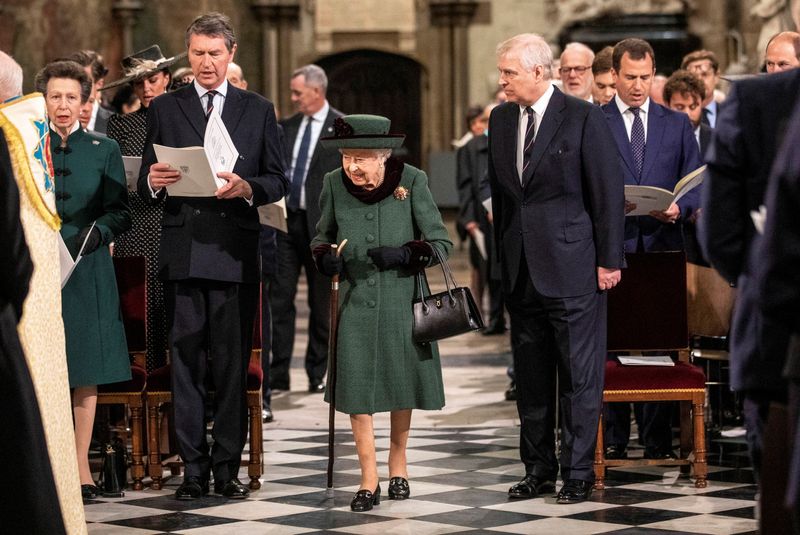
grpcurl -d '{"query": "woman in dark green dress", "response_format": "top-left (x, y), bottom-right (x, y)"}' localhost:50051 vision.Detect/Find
top-left (311, 115), bottom-right (453, 511)
top-left (36, 60), bottom-right (131, 500)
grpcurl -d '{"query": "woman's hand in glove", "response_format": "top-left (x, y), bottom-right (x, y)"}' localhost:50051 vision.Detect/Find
top-left (367, 246), bottom-right (410, 270)
top-left (77, 226), bottom-right (102, 255)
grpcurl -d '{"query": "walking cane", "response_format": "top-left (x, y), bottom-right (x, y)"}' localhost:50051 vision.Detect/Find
top-left (326, 239), bottom-right (347, 497)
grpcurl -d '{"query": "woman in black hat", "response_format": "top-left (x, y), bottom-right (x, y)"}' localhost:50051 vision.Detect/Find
top-left (311, 114), bottom-right (453, 512)
top-left (104, 45), bottom-right (184, 371)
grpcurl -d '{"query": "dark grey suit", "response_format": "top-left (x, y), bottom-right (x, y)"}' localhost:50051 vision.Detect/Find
top-left (269, 106), bottom-right (343, 389)
top-left (138, 83), bottom-right (287, 482)
top-left (488, 88), bottom-right (624, 482)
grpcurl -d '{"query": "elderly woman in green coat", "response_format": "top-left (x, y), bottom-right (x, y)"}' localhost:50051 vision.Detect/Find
top-left (36, 60), bottom-right (131, 500)
top-left (311, 115), bottom-right (453, 512)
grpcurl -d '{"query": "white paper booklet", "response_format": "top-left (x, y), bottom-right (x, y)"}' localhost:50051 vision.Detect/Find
top-left (59, 221), bottom-right (97, 288)
top-left (122, 156), bottom-right (142, 190)
top-left (617, 355), bottom-right (675, 366)
top-left (625, 165), bottom-right (707, 217)
top-left (155, 111), bottom-right (239, 197)
top-left (257, 197), bottom-right (288, 233)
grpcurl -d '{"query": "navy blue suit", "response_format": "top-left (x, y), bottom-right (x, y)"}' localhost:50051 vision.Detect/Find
top-left (602, 99), bottom-right (702, 253)
top-left (138, 83), bottom-right (288, 483)
top-left (602, 98), bottom-right (702, 456)
top-left (702, 69), bottom-right (800, 479)
top-left (488, 87), bottom-right (624, 482)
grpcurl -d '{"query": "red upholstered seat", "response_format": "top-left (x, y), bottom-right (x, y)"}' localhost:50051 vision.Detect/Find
top-left (604, 360), bottom-right (706, 391)
top-left (98, 365), bottom-right (147, 393)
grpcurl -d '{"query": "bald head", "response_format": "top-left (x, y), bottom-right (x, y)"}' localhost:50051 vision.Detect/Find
top-left (560, 42), bottom-right (595, 100)
top-left (0, 51), bottom-right (23, 102)
top-left (765, 32), bottom-right (800, 73)
top-left (226, 62), bottom-right (247, 89)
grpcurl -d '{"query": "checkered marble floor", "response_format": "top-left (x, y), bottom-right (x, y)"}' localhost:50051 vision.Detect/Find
top-left (86, 397), bottom-right (756, 534)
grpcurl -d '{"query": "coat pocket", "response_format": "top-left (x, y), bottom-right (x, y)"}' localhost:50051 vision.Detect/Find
top-left (564, 223), bottom-right (592, 242)
top-left (162, 212), bottom-right (186, 227)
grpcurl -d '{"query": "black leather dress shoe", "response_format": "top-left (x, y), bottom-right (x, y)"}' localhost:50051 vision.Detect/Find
top-left (309, 381), bottom-right (325, 393)
top-left (644, 449), bottom-right (678, 460)
top-left (351, 484), bottom-right (380, 511)
top-left (270, 380), bottom-right (290, 391)
top-left (482, 323), bottom-right (507, 336)
top-left (388, 477), bottom-right (410, 500)
top-left (556, 479), bottom-right (593, 504)
top-left (605, 445), bottom-right (628, 459)
top-left (508, 474), bottom-right (556, 499)
top-left (215, 478), bottom-right (250, 499)
top-left (175, 476), bottom-right (209, 500)
top-left (504, 384), bottom-right (517, 401)
top-left (262, 406), bottom-right (274, 423)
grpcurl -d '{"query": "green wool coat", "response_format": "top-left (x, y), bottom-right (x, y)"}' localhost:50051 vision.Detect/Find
top-left (312, 163), bottom-right (453, 414)
top-left (52, 127), bottom-right (132, 387)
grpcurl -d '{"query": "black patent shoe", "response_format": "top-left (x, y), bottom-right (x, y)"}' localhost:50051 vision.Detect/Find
top-left (605, 445), bottom-right (627, 459)
top-left (81, 484), bottom-right (99, 501)
top-left (556, 479), bottom-right (593, 504)
top-left (388, 477), bottom-right (410, 500)
top-left (508, 474), bottom-right (556, 499)
top-left (175, 476), bottom-right (209, 500)
top-left (350, 484), bottom-right (381, 511)
top-left (214, 478), bottom-right (250, 499)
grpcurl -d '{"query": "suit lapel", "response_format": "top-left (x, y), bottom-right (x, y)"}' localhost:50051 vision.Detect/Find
top-left (604, 103), bottom-right (637, 179)
top-left (176, 86), bottom-right (207, 140)
top-left (641, 102), bottom-right (665, 182)
top-left (522, 87), bottom-right (565, 187)
top-left (221, 85), bottom-right (246, 136)
top-left (308, 109), bottom-right (338, 171)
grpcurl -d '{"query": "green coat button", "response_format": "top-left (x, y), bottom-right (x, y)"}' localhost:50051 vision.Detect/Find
top-left (368, 278), bottom-right (375, 286)
top-left (366, 213), bottom-right (374, 220)
top-left (367, 300), bottom-right (376, 308)
top-left (366, 234), bottom-right (375, 242)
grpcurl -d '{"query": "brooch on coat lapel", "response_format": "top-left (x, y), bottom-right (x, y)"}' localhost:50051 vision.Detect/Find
top-left (393, 186), bottom-right (408, 200)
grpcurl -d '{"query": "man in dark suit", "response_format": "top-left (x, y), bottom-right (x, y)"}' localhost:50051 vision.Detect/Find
top-left (138, 12), bottom-right (287, 500)
top-left (488, 33), bottom-right (624, 504)
top-left (701, 68), bottom-right (800, 482)
top-left (269, 64), bottom-right (343, 393)
top-left (601, 39), bottom-right (702, 461)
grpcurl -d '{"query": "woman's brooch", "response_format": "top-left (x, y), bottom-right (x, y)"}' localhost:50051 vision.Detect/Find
top-left (393, 186), bottom-right (409, 200)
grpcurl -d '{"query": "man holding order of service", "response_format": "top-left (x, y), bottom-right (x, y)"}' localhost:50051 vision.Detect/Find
top-left (488, 33), bottom-right (624, 504)
top-left (138, 12), bottom-right (288, 500)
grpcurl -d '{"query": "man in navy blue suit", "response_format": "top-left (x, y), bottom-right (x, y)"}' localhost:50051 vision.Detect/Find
top-left (489, 33), bottom-right (624, 504)
top-left (139, 12), bottom-right (288, 500)
top-left (702, 67), bottom-right (800, 483)
top-left (601, 38), bottom-right (702, 460)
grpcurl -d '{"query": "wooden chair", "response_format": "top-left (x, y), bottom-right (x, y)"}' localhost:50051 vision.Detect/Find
top-left (593, 252), bottom-right (708, 490)
top-left (146, 291), bottom-right (264, 490)
top-left (97, 256), bottom-right (148, 490)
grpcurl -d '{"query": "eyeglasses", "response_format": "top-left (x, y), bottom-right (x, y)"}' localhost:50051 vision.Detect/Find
top-left (559, 66), bottom-right (591, 75)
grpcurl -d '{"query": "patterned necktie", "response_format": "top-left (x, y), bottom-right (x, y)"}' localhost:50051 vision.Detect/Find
top-left (629, 107), bottom-right (645, 179)
top-left (287, 116), bottom-right (313, 211)
top-left (204, 90), bottom-right (218, 119)
top-left (520, 106), bottom-right (535, 181)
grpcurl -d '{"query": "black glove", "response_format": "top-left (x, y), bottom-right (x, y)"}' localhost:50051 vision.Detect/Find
top-left (318, 252), bottom-right (344, 277)
top-left (367, 246), bottom-right (410, 270)
top-left (77, 226), bottom-right (102, 255)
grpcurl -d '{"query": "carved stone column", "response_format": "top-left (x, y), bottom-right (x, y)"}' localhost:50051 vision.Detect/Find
top-left (112, 0), bottom-right (143, 56)
top-left (430, 0), bottom-right (479, 148)
top-left (252, 0), bottom-right (301, 114)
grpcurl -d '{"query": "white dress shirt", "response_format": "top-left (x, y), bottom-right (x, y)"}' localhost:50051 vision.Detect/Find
top-left (290, 101), bottom-right (329, 210)
top-left (516, 83), bottom-right (555, 180)
top-left (614, 94), bottom-right (650, 142)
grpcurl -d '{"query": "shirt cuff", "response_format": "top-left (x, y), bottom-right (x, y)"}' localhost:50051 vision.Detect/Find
top-left (148, 175), bottom-right (162, 198)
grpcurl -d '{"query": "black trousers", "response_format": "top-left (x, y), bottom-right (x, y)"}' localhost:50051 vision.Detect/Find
top-left (604, 397), bottom-right (673, 453)
top-left (268, 210), bottom-right (329, 387)
top-left (166, 279), bottom-right (258, 483)
top-left (260, 225), bottom-right (277, 407)
top-left (506, 259), bottom-right (606, 482)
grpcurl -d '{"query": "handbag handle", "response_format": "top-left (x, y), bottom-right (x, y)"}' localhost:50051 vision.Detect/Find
top-left (415, 245), bottom-right (459, 314)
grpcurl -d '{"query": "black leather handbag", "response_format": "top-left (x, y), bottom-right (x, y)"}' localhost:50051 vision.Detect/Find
top-left (97, 438), bottom-right (127, 497)
top-left (412, 247), bottom-right (484, 344)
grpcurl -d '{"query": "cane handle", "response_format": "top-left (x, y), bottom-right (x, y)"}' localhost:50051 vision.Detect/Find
top-left (336, 238), bottom-right (348, 257)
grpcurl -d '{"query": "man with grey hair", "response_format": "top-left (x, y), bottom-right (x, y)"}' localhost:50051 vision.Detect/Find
top-left (488, 33), bottom-right (624, 503)
top-left (226, 61), bottom-right (247, 90)
top-left (0, 50), bottom-right (23, 102)
top-left (268, 64), bottom-right (343, 394)
top-left (139, 11), bottom-right (287, 500)
top-left (559, 42), bottom-right (595, 101)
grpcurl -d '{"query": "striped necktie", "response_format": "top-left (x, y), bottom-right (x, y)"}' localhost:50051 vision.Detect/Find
top-left (520, 106), bottom-right (535, 181)
top-left (204, 90), bottom-right (218, 119)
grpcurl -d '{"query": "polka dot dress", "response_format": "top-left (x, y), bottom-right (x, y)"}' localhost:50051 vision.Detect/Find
top-left (108, 107), bottom-right (168, 372)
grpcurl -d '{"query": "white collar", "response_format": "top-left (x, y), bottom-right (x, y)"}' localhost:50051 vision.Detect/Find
top-left (194, 79), bottom-right (229, 99)
top-left (614, 94), bottom-right (650, 116)
top-left (50, 121), bottom-right (81, 138)
top-left (519, 83), bottom-right (555, 118)
top-left (308, 101), bottom-right (330, 123)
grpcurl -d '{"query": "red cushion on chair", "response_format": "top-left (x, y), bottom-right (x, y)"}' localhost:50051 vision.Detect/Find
top-left (98, 365), bottom-right (147, 393)
top-left (604, 360), bottom-right (706, 391)
top-left (247, 361), bottom-right (263, 391)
